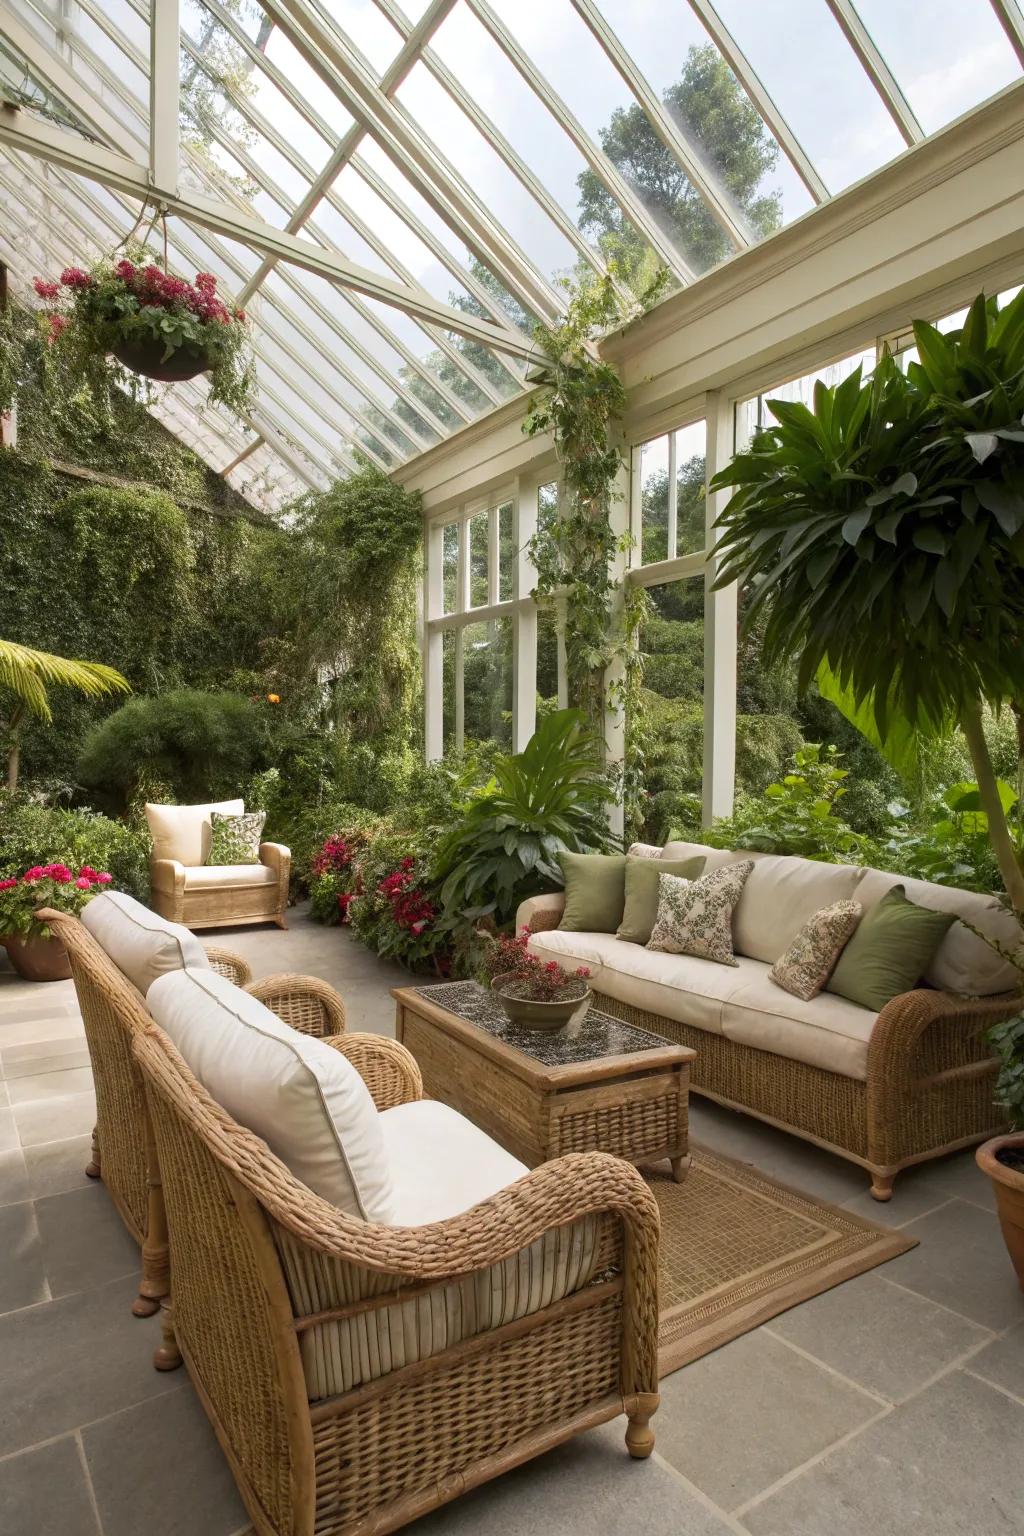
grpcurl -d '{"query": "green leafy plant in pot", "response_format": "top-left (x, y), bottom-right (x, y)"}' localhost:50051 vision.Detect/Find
top-left (969, 925), bottom-right (1024, 1289)
top-left (478, 926), bottom-right (592, 1032)
top-left (0, 863), bottom-right (112, 981)
top-left (711, 288), bottom-right (1024, 1274)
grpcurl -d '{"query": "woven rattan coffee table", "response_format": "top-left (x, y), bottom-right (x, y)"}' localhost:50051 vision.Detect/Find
top-left (393, 981), bottom-right (695, 1181)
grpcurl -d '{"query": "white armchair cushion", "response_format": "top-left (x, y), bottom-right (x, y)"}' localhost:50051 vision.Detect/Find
top-left (144, 799), bottom-right (244, 867)
top-left (378, 1099), bottom-right (529, 1226)
top-left (82, 890), bottom-right (209, 996)
top-left (146, 969), bottom-right (394, 1222)
top-left (181, 863), bottom-right (276, 888)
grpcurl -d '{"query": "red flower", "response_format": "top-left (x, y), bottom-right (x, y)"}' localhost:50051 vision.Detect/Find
top-left (0, 878), bottom-right (17, 891)
top-left (41, 863), bottom-right (73, 884)
top-left (95, 872), bottom-right (113, 884)
top-left (78, 866), bottom-right (98, 880)
top-left (46, 314), bottom-right (69, 345)
top-left (195, 272), bottom-right (218, 292)
top-left (114, 260), bottom-right (136, 281)
top-left (32, 277), bottom-right (60, 300)
top-left (234, 308), bottom-right (246, 321)
top-left (22, 866), bottom-right (43, 882)
top-left (60, 266), bottom-right (93, 289)
top-left (74, 876), bottom-right (92, 889)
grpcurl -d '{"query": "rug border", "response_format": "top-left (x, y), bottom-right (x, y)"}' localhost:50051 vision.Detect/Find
top-left (656, 1142), bottom-right (918, 1377)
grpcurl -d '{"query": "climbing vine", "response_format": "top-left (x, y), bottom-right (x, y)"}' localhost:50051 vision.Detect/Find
top-left (524, 268), bottom-right (666, 807)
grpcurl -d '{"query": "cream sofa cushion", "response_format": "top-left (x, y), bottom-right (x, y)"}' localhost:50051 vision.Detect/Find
top-left (145, 799), bottom-right (244, 867)
top-left (732, 855), bottom-right (866, 964)
top-left (722, 970), bottom-right (878, 1080)
top-left (182, 862), bottom-right (276, 888)
top-left (147, 968), bottom-right (394, 1223)
top-left (378, 1100), bottom-right (528, 1226)
top-left (855, 870), bottom-right (1021, 996)
top-left (82, 890), bottom-right (209, 996)
top-left (661, 839), bottom-right (757, 873)
top-left (525, 926), bottom-right (624, 987)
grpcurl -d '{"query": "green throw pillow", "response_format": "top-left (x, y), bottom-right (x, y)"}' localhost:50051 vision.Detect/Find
top-left (558, 852), bottom-right (627, 933)
top-left (206, 810), bottom-right (266, 866)
top-left (827, 885), bottom-right (955, 1012)
top-left (617, 855), bottom-right (706, 945)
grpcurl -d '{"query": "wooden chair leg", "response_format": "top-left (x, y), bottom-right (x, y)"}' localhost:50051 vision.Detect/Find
top-left (625, 1392), bottom-right (659, 1459)
top-left (154, 1298), bottom-right (183, 1372)
top-left (85, 1125), bottom-right (101, 1180)
top-left (670, 1153), bottom-right (691, 1184)
top-left (133, 1122), bottom-right (170, 1318)
top-left (870, 1171), bottom-right (896, 1202)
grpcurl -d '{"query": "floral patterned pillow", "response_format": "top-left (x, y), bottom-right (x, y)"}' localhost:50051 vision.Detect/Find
top-left (626, 842), bottom-right (663, 860)
top-left (206, 810), bottom-right (266, 867)
top-left (647, 861), bottom-right (755, 966)
top-left (769, 900), bottom-right (863, 1001)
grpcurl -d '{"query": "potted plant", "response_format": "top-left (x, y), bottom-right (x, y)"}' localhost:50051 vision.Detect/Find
top-left (32, 253), bottom-right (254, 414)
top-left (478, 927), bottom-right (592, 1031)
top-left (965, 923), bottom-right (1024, 1288)
top-left (0, 863), bottom-right (112, 981)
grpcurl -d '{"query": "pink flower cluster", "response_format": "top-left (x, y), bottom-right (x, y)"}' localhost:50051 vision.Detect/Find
top-left (3, 863), bottom-right (113, 889)
top-left (482, 925), bottom-right (589, 1001)
top-left (313, 835), bottom-right (356, 879)
top-left (32, 262), bottom-right (248, 329)
top-left (378, 858), bottom-right (435, 937)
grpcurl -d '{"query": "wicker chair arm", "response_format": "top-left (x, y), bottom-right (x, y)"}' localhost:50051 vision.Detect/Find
top-left (517, 892), bottom-right (565, 934)
top-left (322, 1032), bottom-right (422, 1109)
top-left (259, 842), bottom-right (290, 874)
top-left (203, 947), bottom-right (254, 987)
top-left (149, 857), bottom-right (186, 895)
top-left (868, 985), bottom-right (1021, 1081)
top-left (246, 973), bottom-right (346, 1038)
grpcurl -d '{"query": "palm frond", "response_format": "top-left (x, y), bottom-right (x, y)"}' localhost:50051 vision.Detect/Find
top-left (0, 639), bottom-right (131, 723)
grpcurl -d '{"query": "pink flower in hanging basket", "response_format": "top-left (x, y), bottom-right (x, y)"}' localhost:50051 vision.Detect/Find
top-left (60, 266), bottom-right (93, 289)
top-left (32, 277), bottom-right (60, 300)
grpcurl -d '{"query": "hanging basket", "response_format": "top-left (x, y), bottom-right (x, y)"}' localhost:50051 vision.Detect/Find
top-left (110, 336), bottom-right (211, 383)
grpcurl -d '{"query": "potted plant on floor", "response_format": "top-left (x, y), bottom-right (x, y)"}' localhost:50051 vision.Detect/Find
top-left (478, 926), bottom-right (592, 1031)
top-left (0, 863), bottom-right (112, 981)
top-left (972, 927), bottom-right (1024, 1288)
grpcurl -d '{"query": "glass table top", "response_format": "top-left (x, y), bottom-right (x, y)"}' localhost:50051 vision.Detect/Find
top-left (413, 980), bottom-right (673, 1069)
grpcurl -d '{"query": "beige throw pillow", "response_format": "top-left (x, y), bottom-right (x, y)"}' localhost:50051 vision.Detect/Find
top-left (769, 899), bottom-right (863, 1001)
top-left (647, 861), bottom-right (755, 966)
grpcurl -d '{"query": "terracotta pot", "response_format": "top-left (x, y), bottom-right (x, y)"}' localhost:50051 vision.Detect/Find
top-left (111, 337), bottom-right (210, 382)
top-left (976, 1132), bottom-right (1024, 1291)
top-left (2, 933), bottom-right (72, 982)
top-left (491, 974), bottom-right (592, 1032)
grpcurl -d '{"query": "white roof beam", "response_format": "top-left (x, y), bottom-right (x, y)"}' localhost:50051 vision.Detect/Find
top-left (149, 0), bottom-right (179, 195)
top-left (685, 0), bottom-right (828, 203)
top-left (569, 0), bottom-right (749, 250)
top-left (824, 0), bottom-right (924, 146)
top-left (989, 0), bottom-right (1024, 67)
top-left (463, 0), bottom-right (696, 284)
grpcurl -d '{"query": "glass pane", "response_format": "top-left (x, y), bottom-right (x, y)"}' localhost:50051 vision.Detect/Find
top-left (675, 421), bottom-right (708, 557)
top-left (442, 628), bottom-right (457, 749)
top-left (469, 511), bottom-right (489, 607)
top-left (537, 607), bottom-right (560, 706)
top-left (735, 346), bottom-right (877, 451)
top-left (538, 481), bottom-right (560, 532)
top-left (637, 579), bottom-right (705, 841)
top-left (639, 434), bottom-right (670, 564)
top-left (462, 619), bottom-right (514, 749)
top-left (442, 521), bottom-right (460, 614)
top-left (853, 0), bottom-right (1020, 136)
top-left (498, 502), bottom-right (515, 601)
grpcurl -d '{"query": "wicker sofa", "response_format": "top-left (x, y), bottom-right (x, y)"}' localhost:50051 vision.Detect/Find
top-left (40, 892), bottom-right (343, 1317)
top-left (145, 799), bottom-right (291, 931)
top-left (519, 841), bottom-right (1022, 1200)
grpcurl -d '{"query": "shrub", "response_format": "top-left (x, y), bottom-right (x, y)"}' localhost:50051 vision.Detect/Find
top-left (77, 689), bottom-right (278, 808)
top-left (0, 793), bottom-right (150, 901)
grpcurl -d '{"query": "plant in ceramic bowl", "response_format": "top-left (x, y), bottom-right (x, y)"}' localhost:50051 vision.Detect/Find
top-left (479, 926), bottom-right (592, 1032)
top-left (0, 863), bottom-right (111, 981)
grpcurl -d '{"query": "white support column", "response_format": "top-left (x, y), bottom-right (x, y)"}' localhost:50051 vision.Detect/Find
top-left (702, 391), bottom-right (738, 825)
top-left (666, 427), bottom-right (678, 562)
top-left (512, 477), bottom-right (538, 752)
top-left (455, 518), bottom-right (468, 748)
top-left (150, 0), bottom-right (180, 196)
top-left (604, 452), bottom-right (631, 841)
top-left (424, 521), bottom-right (444, 760)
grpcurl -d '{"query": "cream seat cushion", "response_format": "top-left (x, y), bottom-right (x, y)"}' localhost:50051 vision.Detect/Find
top-left (145, 799), bottom-right (244, 867)
top-left (378, 1099), bottom-right (528, 1226)
top-left (524, 926), bottom-right (625, 987)
top-left (147, 968), bottom-right (394, 1223)
top-left (722, 971), bottom-right (878, 1080)
top-left (81, 890), bottom-right (209, 996)
top-left (182, 862), bottom-right (275, 888)
top-left (854, 869), bottom-right (1021, 996)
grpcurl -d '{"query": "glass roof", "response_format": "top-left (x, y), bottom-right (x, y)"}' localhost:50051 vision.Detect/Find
top-left (0, 0), bottom-right (1021, 512)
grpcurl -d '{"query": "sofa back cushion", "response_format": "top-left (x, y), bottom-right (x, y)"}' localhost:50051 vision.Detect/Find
top-left (733, 855), bottom-right (865, 964)
top-left (145, 799), bottom-right (245, 867)
top-left (146, 968), bottom-right (394, 1222)
top-left (558, 851), bottom-right (627, 933)
top-left (855, 869), bottom-right (1021, 996)
top-left (82, 890), bottom-right (209, 996)
top-left (661, 839), bottom-right (753, 874)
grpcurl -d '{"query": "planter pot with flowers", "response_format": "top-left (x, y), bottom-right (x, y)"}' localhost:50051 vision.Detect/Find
top-left (32, 250), bottom-right (254, 416)
top-left (479, 926), bottom-right (592, 1032)
top-left (0, 864), bottom-right (112, 982)
top-left (977, 1006), bottom-right (1024, 1290)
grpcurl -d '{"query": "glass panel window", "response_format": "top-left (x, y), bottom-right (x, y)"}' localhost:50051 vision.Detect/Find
top-left (537, 607), bottom-right (560, 707)
top-left (469, 511), bottom-right (489, 607)
top-left (538, 481), bottom-right (560, 532)
top-left (442, 629), bottom-right (458, 748)
top-left (462, 618), bottom-right (514, 749)
top-left (675, 421), bottom-right (708, 558)
top-left (638, 420), bottom-right (707, 564)
top-left (735, 347), bottom-right (877, 451)
top-left (442, 521), bottom-right (460, 615)
top-left (498, 502), bottom-right (516, 601)
top-left (639, 433), bottom-right (670, 565)
top-left (636, 579), bottom-right (705, 841)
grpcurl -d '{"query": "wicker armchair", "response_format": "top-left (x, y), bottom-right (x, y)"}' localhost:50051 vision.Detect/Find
top-left (145, 798), bottom-right (290, 932)
top-left (133, 1020), bottom-right (661, 1536)
top-left (36, 905), bottom-right (342, 1317)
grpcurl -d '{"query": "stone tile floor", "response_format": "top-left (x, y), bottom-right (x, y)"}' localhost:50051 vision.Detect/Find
top-left (1, 906), bottom-right (1022, 1536)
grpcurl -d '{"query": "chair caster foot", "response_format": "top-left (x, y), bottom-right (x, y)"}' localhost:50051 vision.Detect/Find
top-left (85, 1161), bottom-right (101, 1180)
top-left (132, 1294), bottom-right (161, 1319)
top-left (870, 1173), bottom-right (895, 1202)
top-left (625, 1392), bottom-right (659, 1459)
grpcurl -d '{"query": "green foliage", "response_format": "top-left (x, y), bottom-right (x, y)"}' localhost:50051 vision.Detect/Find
top-left (77, 689), bottom-right (278, 808)
top-left (882, 780), bottom-right (1013, 892)
top-left (0, 793), bottom-right (150, 902)
top-left (989, 1011), bottom-right (1024, 1132)
top-left (435, 709), bottom-right (615, 927)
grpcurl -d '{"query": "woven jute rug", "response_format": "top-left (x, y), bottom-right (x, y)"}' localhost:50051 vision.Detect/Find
top-left (652, 1147), bottom-right (917, 1378)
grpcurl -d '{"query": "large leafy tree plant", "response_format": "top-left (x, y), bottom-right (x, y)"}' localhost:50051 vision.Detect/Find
top-left (712, 290), bottom-right (1024, 913)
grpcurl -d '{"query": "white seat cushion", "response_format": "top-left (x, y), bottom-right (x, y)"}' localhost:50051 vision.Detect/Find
top-left (145, 799), bottom-right (244, 867)
top-left (82, 890), bottom-right (209, 996)
top-left (147, 969), bottom-right (394, 1222)
top-left (732, 855), bottom-right (866, 964)
top-left (182, 862), bottom-right (275, 888)
top-left (525, 926), bottom-right (626, 985)
top-left (378, 1100), bottom-right (528, 1226)
top-left (722, 969), bottom-right (878, 1080)
top-left (854, 869), bottom-right (1021, 996)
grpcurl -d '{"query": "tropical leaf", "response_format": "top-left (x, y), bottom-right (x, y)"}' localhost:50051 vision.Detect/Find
top-left (0, 639), bottom-right (130, 723)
